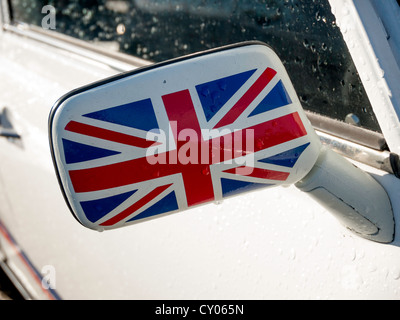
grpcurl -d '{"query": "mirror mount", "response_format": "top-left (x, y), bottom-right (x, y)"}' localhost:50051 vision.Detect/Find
top-left (296, 147), bottom-right (394, 243)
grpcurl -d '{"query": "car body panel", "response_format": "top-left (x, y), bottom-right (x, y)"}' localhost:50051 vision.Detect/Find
top-left (0, 0), bottom-right (400, 300)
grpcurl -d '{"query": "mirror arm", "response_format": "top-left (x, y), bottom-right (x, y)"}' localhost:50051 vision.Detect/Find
top-left (296, 147), bottom-right (394, 243)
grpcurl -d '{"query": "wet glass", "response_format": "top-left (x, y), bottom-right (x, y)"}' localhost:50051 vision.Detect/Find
top-left (9, 0), bottom-right (382, 133)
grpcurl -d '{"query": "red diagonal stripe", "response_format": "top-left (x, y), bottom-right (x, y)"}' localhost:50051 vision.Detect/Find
top-left (214, 67), bottom-right (277, 129)
top-left (224, 167), bottom-right (289, 181)
top-left (65, 121), bottom-right (158, 149)
top-left (100, 184), bottom-right (172, 226)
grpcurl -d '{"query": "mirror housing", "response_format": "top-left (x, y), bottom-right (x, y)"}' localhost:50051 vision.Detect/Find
top-left (49, 42), bottom-right (394, 243)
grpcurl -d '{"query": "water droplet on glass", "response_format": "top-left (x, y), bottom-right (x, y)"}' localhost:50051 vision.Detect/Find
top-left (345, 113), bottom-right (360, 126)
top-left (116, 23), bottom-right (126, 35)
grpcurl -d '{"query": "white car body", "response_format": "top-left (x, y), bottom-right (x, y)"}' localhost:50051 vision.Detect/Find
top-left (0, 0), bottom-right (400, 300)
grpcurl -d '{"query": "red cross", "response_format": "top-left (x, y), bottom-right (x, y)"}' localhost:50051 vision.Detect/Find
top-left (66, 77), bottom-right (307, 226)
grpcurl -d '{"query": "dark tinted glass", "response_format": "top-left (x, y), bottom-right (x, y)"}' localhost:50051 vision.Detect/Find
top-left (9, 0), bottom-right (382, 132)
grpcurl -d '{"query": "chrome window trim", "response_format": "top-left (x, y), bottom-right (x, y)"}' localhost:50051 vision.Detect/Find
top-left (316, 130), bottom-right (396, 176)
top-left (3, 22), bottom-right (150, 72)
top-left (0, 2), bottom-right (397, 176)
top-left (305, 111), bottom-right (387, 151)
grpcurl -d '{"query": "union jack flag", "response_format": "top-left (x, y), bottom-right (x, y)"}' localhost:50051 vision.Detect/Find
top-left (60, 66), bottom-right (311, 229)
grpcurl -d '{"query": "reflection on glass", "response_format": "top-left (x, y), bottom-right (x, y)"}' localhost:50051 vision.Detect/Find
top-left (10, 0), bottom-right (381, 132)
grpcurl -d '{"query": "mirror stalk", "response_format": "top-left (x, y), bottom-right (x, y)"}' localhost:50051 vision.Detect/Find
top-left (296, 147), bottom-right (394, 243)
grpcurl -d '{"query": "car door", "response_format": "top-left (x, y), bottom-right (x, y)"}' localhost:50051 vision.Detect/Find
top-left (0, 0), bottom-right (400, 300)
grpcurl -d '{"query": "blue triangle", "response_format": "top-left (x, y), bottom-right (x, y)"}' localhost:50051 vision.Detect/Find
top-left (249, 80), bottom-right (292, 117)
top-left (221, 178), bottom-right (270, 198)
top-left (259, 143), bottom-right (310, 168)
top-left (62, 139), bottom-right (120, 164)
top-left (128, 191), bottom-right (179, 222)
top-left (196, 69), bottom-right (257, 121)
top-left (80, 190), bottom-right (137, 223)
top-left (84, 98), bottom-right (158, 131)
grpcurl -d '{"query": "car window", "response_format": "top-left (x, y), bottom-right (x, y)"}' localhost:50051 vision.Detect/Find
top-left (8, 0), bottom-right (383, 134)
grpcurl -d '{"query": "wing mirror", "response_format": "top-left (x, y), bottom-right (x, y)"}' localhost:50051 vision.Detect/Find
top-left (49, 42), bottom-right (394, 243)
